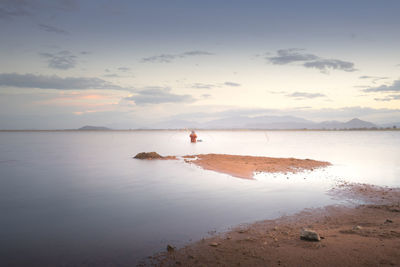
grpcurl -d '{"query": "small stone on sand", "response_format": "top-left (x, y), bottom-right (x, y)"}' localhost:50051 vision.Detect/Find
top-left (300, 228), bottom-right (321, 241)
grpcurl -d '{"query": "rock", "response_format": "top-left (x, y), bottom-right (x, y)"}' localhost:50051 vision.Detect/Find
top-left (300, 228), bottom-right (321, 241)
top-left (209, 242), bottom-right (219, 247)
top-left (134, 152), bottom-right (164, 159)
top-left (166, 244), bottom-right (175, 252)
top-left (353, 225), bottom-right (363, 230)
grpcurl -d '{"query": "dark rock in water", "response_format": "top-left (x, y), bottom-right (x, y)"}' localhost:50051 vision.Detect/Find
top-left (300, 228), bottom-right (321, 241)
top-left (134, 152), bottom-right (163, 159)
top-left (167, 244), bottom-right (175, 252)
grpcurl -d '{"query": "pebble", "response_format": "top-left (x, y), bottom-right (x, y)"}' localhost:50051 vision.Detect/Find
top-left (300, 228), bottom-right (321, 241)
top-left (209, 242), bottom-right (219, 247)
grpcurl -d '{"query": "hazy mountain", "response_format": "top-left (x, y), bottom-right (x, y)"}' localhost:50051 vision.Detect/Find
top-left (78, 126), bottom-right (111, 130)
top-left (201, 115), bottom-right (314, 129)
top-left (150, 116), bottom-right (379, 130)
top-left (313, 118), bottom-right (377, 129)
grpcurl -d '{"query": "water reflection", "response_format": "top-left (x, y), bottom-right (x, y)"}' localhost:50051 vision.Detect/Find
top-left (0, 131), bottom-right (399, 266)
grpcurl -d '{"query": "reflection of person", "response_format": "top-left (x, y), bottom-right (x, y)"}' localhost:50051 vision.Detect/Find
top-left (190, 130), bottom-right (197, 143)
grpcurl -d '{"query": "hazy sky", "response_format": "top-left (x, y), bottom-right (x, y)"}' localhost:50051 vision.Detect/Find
top-left (0, 0), bottom-right (399, 129)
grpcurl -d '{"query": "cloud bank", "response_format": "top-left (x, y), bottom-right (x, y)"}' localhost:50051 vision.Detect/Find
top-left (141, 50), bottom-right (214, 63)
top-left (0, 73), bottom-right (125, 90)
top-left (286, 92), bottom-right (326, 99)
top-left (123, 87), bottom-right (195, 105)
top-left (38, 24), bottom-right (69, 34)
top-left (363, 79), bottom-right (400, 92)
top-left (267, 49), bottom-right (356, 73)
top-left (39, 50), bottom-right (77, 70)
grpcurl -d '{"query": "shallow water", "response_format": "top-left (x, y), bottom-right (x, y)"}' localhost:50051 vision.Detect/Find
top-left (0, 130), bottom-right (399, 266)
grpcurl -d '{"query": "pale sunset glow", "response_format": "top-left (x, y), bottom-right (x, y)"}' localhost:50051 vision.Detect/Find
top-left (0, 0), bottom-right (399, 129)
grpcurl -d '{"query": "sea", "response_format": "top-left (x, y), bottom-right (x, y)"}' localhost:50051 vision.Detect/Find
top-left (0, 130), bottom-right (399, 266)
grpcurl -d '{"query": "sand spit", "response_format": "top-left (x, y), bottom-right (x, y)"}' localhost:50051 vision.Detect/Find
top-left (134, 152), bottom-right (330, 179)
top-left (150, 184), bottom-right (400, 267)
top-left (183, 154), bottom-right (330, 179)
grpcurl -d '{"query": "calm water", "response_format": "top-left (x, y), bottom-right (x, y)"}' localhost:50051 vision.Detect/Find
top-left (0, 130), bottom-right (399, 266)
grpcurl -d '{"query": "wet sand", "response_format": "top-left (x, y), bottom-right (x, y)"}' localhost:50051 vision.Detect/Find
top-left (183, 154), bottom-right (330, 179)
top-left (152, 183), bottom-right (400, 267)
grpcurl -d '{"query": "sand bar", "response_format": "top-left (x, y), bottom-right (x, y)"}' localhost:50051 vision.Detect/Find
top-left (183, 153), bottom-right (330, 179)
top-left (134, 152), bottom-right (331, 179)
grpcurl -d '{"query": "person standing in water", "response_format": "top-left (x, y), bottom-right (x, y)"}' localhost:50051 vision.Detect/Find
top-left (190, 130), bottom-right (197, 143)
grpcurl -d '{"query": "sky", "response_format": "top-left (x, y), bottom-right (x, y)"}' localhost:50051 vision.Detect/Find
top-left (0, 0), bottom-right (399, 129)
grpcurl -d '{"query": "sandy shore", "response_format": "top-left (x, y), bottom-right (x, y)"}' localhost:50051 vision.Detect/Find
top-left (151, 183), bottom-right (400, 266)
top-left (135, 152), bottom-right (400, 266)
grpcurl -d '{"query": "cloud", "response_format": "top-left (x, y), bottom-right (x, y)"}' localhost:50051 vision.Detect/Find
top-left (123, 87), bottom-right (195, 105)
top-left (38, 24), bottom-right (69, 34)
top-left (117, 67), bottom-right (131, 72)
top-left (268, 90), bottom-right (288, 95)
top-left (181, 51), bottom-right (214, 56)
top-left (0, 0), bottom-right (30, 19)
top-left (0, 0), bottom-right (79, 20)
top-left (224, 82), bottom-right (241, 87)
top-left (363, 79), bottom-right (400, 92)
top-left (103, 74), bottom-right (120, 78)
top-left (190, 81), bottom-right (241, 89)
top-left (286, 92), bottom-right (326, 99)
top-left (267, 48), bottom-right (356, 73)
top-left (0, 73), bottom-right (125, 90)
top-left (359, 75), bottom-right (389, 84)
top-left (191, 83), bottom-right (216, 89)
top-left (39, 50), bottom-right (77, 70)
top-left (303, 59), bottom-right (356, 73)
top-left (202, 94), bottom-right (211, 99)
top-left (374, 95), bottom-right (400, 102)
top-left (141, 50), bottom-right (214, 63)
top-left (268, 49), bottom-right (318, 65)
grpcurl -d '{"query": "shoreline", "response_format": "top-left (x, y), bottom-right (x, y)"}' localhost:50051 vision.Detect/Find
top-left (152, 183), bottom-right (400, 266)
top-left (135, 152), bottom-right (400, 266)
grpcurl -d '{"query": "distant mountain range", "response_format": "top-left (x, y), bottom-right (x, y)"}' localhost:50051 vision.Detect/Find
top-left (149, 116), bottom-right (383, 130)
top-left (78, 126), bottom-right (111, 130)
top-left (77, 117), bottom-right (398, 130)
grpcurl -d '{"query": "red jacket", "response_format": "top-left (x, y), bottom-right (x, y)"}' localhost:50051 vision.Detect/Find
top-left (190, 133), bottom-right (197, 143)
